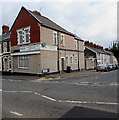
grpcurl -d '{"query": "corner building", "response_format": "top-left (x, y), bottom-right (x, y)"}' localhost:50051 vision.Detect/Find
top-left (10, 7), bottom-right (85, 75)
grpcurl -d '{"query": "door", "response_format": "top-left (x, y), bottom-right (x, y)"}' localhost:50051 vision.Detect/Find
top-left (61, 58), bottom-right (65, 71)
top-left (4, 57), bottom-right (8, 71)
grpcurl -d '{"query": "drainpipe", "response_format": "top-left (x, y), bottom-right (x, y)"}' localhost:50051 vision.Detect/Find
top-left (77, 40), bottom-right (80, 71)
top-left (57, 32), bottom-right (60, 72)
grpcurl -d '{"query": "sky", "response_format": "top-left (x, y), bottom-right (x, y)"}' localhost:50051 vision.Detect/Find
top-left (0, 0), bottom-right (118, 48)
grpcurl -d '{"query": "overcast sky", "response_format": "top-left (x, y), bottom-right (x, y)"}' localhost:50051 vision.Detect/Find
top-left (0, 0), bottom-right (118, 48)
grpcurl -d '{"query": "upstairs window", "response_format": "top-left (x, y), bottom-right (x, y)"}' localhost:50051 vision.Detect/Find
top-left (24, 28), bottom-right (30, 43)
top-left (74, 40), bottom-right (77, 50)
top-left (60, 34), bottom-right (65, 47)
top-left (17, 26), bottom-right (30, 45)
top-left (53, 31), bottom-right (58, 45)
top-left (3, 42), bottom-right (8, 53)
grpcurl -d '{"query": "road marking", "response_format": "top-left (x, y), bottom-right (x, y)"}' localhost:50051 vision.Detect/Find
top-left (35, 77), bottom-right (65, 81)
top-left (41, 95), bottom-right (56, 102)
top-left (0, 89), bottom-right (2, 92)
top-left (10, 111), bottom-right (23, 116)
top-left (4, 90), bottom-right (32, 93)
top-left (58, 100), bottom-right (118, 105)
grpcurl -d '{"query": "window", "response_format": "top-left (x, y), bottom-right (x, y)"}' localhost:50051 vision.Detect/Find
top-left (53, 32), bottom-right (58, 45)
top-left (18, 30), bottom-right (23, 44)
top-left (17, 26), bottom-right (30, 45)
top-left (61, 34), bottom-right (65, 46)
top-left (66, 56), bottom-right (69, 65)
top-left (74, 40), bottom-right (77, 50)
top-left (18, 56), bottom-right (29, 68)
top-left (24, 28), bottom-right (30, 43)
top-left (9, 57), bottom-right (11, 70)
top-left (74, 55), bottom-right (78, 64)
top-left (70, 55), bottom-right (73, 64)
top-left (3, 42), bottom-right (7, 53)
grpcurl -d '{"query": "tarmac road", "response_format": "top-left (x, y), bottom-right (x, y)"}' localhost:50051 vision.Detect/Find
top-left (1, 70), bottom-right (119, 119)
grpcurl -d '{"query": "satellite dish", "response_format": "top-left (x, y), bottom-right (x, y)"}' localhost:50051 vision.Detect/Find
top-left (41, 42), bottom-right (46, 47)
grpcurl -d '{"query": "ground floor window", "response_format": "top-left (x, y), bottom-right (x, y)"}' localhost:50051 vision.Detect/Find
top-left (66, 56), bottom-right (69, 65)
top-left (18, 55), bottom-right (29, 68)
top-left (70, 55), bottom-right (73, 64)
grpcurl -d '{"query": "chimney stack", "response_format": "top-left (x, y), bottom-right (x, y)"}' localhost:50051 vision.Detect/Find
top-left (2, 25), bottom-right (9, 34)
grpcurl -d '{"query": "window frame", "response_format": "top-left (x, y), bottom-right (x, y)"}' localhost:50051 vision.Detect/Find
top-left (17, 26), bottom-right (30, 45)
top-left (66, 55), bottom-right (69, 65)
top-left (53, 31), bottom-right (58, 46)
top-left (60, 33), bottom-right (65, 47)
top-left (70, 55), bottom-right (73, 65)
top-left (74, 55), bottom-right (78, 64)
top-left (18, 55), bottom-right (29, 69)
top-left (74, 40), bottom-right (77, 50)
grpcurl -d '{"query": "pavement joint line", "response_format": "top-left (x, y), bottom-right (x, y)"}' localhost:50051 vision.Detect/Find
top-left (10, 111), bottom-right (23, 116)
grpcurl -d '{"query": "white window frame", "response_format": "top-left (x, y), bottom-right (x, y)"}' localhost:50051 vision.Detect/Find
top-left (70, 55), bottom-right (73, 65)
top-left (3, 42), bottom-right (8, 53)
top-left (74, 40), bottom-right (77, 50)
top-left (17, 26), bottom-right (30, 45)
top-left (66, 55), bottom-right (69, 65)
top-left (24, 27), bottom-right (30, 44)
top-left (53, 31), bottom-right (58, 45)
top-left (18, 55), bottom-right (29, 68)
top-left (74, 55), bottom-right (78, 64)
top-left (61, 33), bottom-right (65, 47)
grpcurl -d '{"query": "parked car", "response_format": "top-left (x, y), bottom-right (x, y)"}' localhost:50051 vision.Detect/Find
top-left (95, 64), bottom-right (109, 72)
top-left (112, 64), bottom-right (119, 69)
top-left (108, 64), bottom-right (114, 71)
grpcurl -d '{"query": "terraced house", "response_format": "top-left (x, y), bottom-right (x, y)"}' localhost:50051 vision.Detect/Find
top-left (10, 6), bottom-right (85, 75)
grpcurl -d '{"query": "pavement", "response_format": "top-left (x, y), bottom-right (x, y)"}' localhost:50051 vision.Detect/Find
top-left (35, 70), bottom-right (104, 81)
top-left (1, 70), bottom-right (101, 81)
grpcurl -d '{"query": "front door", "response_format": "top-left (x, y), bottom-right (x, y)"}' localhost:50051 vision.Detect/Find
top-left (4, 57), bottom-right (8, 71)
top-left (61, 58), bottom-right (65, 71)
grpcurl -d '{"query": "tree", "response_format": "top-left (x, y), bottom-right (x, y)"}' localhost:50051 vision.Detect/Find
top-left (109, 40), bottom-right (119, 63)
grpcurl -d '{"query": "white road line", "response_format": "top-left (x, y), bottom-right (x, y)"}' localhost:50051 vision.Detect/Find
top-left (4, 90), bottom-right (32, 93)
top-left (0, 89), bottom-right (2, 92)
top-left (58, 100), bottom-right (118, 105)
top-left (41, 95), bottom-right (56, 102)
top-left (10, 111), bottom-right (23, 116)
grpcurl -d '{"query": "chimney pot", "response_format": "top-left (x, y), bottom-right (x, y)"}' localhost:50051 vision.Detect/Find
top-left (2, 25), bottom-right (9, 34)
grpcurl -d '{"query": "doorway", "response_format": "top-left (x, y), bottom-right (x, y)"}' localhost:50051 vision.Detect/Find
top-left (61, 58), bottom-right (65, 71)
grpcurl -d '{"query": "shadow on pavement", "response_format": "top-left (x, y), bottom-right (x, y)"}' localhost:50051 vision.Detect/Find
top-left (58, 106), bottom-right (118, 119)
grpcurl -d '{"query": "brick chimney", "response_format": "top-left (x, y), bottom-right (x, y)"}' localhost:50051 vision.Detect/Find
top-left (85, 41), bottom-right (89, 46)
top-left (89, 42), bottom-right (93, 47)
top-left (2, 25), bottom-right (9, 34)
top-left (32, 10), bottom-right (41, 16)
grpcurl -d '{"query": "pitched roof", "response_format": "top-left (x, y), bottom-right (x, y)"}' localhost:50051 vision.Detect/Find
top-left (0, 32), bottom-right (10, 42)
top-left (10, 6), bottom-right (83, 41)
top-left (85, 46), bottom-right (106, 54)
top-left (28, 10), bottom-right (75, 36)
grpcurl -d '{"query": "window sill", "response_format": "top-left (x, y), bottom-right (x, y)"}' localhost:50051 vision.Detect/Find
top-left (18, 42), bottom-right (30, 46)
top-left (18, 67), bottom-right (29, 69)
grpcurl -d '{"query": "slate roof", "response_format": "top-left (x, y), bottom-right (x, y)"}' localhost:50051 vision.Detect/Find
top-left (0, 32), bottom-right (10, 42)
top-left (10, 6), bottom-right (84, 42)
top-left (29, 10), bottom-right (74, 36)
top-left (85, 46), bottom-right (107, 54)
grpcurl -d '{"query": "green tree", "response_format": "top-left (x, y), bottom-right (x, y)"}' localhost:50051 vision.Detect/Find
top-left (109, 40), bottom-right (119, 62)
